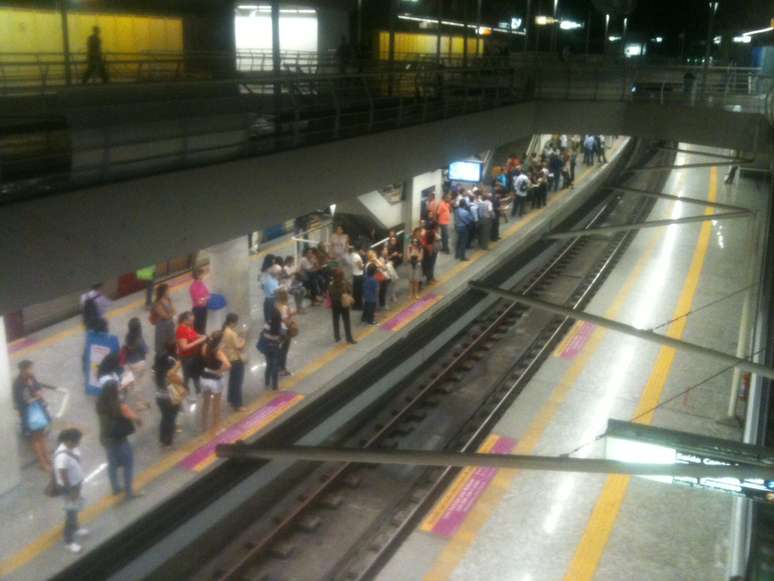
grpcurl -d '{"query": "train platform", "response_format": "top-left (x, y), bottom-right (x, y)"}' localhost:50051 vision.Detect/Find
top-left (0, 140), bottom-right (626, 580)
top-left (377, 147), bottom-right (763, 581)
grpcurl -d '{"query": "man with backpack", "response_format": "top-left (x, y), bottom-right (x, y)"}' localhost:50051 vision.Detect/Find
top-left (512, 169), bottom-right (530, 217)
top-left (80, 283), bottom-right (111, 331)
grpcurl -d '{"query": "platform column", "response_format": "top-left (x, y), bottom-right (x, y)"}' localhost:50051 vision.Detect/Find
top-left (0, 318), bottom-right (22, 494)
top-left (206, 236), bottom-right (251, 331)
top-left (405, 169), bottom-right (443, 241)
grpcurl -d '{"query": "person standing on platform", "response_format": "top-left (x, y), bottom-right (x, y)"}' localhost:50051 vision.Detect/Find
top-left (82, 318), bottom-right (120, 396)
top-left (275, 289), bottom-right (295, 376)
top-left (386, 230), bottom-right (403, 268)
top-left (598, 135), bottom-right (608, 163)
top-left (54, 428), bottom-right (87, 554)
top-left (136, 265), bottom-right (156, 308)
top-left (123, 317), bottom-right (150, 410)
top-left (189, 268), bottom-right (210, 335)
top-left (491, 187), bottom-right (503, 241)
top-left (437, 194), bottom-right (452, 253)
top-left (222, 314), bottom-right (247, 411)
top-left (454, 199), bottom-right (474, 261)
top-left (512, 170), bottom-right (529, 217)
top-left (176, 311), bottom-right (206, 395)
top-left (407, 237), bottom-right (424, 299)
top-left (150, 284), bottom-right (176, 355)
top-left (329, 225), bottom-right (350, 266)
top-left (466, 192), bottom-right (479, 250)
top-left (329, 268), bottom-right (356, 343)
top-left (260, 301), bottom-right (283, 390)
top-left (583, 134), bottom-right (595, 166)
top-left (96, 381), bottom-right (142, 499)
top-left (13, 360), bottom-right (52, 473)
top-left (153, 345), bottom-right (183, 448)
top-left (349, 246), bottom-right (365, 310)
top-left (199, 331), bottom-right (230, 433)
top-left (561, 151), bottom-right (573, 190)
top-left (570, 146), bottom-right (578, 184)
top-left (82, 27), bottom-right (109, 84)
top-left (421, 227), bottom-right (438, 285)
top-left (478, 192), bottom-right (493, 250)
top-left (361, 264), bottom-right (379, 325)
top-left (80, 283), bottom-right (111, 332)
top-left (549, 149), bottom-right (563, 192)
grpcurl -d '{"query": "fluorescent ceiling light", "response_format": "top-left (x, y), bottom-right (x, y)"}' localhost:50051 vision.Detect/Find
top-left (733, 35), bottom-right (752, 43)
top-left (608, 35), bottom-right (621, 42)
top-left (713, 35), bottom-right (721, 45)
top-left (535, 15), bottom-right (556, 26)
top-left (651, 36), bottom-right (663, 43)
top-left (742, 26), bottom-right (773, 36)
top-left (559, 20), bottom-right (582, 30)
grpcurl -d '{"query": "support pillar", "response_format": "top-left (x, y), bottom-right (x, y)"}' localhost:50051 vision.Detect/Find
top-left (206, 237), bottom-right (252, 331)
top-left (0, 318), bottom-right (22, 494)
top-left (404, 170), bottom-right (442, 245)
top-left (271, 0), bottom-right (282, 108)
top-left (58, 0), bottom-right (72, 86)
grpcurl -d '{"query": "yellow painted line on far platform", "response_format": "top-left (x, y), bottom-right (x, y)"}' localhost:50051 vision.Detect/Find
top-left (563, 166), bottom-right (718, 581)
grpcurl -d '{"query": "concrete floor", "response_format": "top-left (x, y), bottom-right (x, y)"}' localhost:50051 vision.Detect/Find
top-left (0, 140), bottom-right (627, 580)
top-left (378, 148), bottom-right (763, 581)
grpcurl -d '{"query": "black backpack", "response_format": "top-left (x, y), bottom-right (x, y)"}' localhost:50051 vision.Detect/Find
top-left (82, 297), bottom-right (100, 331)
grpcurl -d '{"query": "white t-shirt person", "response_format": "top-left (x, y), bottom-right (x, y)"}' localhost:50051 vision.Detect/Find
top-left (513, 174), bottom-right (530, 197)
top-left (54, 443), bottom-right (83, 488)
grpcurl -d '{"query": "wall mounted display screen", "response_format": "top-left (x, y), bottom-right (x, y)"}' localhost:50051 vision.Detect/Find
top-left (449, 160), bottom-right (482, 182)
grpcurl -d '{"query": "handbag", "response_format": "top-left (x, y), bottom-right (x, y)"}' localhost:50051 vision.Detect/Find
top-left (341, 293), bottom-right (354, 308)
top-left (375, 271), bottom-right (386, 283)
top-left (287, 320), bottom-right (299, 338)
top-left (167, 383), bottom-right (187, 406)
top-left (26, 401), bottom-right (49, 432)
top-left (109, 414), bottom-right (136, 440)
top-left (256, 332), bottom-right (270, 355)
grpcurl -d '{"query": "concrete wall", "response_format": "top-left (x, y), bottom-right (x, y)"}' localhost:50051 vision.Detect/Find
top-left (0, 100), bottom-right (769, 314)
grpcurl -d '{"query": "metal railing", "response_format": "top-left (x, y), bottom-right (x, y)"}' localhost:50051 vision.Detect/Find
top-left (0, 58), bottom-right (770, 204)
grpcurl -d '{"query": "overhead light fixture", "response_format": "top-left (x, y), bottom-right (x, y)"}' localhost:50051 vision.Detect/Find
top-left (559, 20), bottom-right (582, 30)
top-left (741, 26), bottom-right (774, 36)
top-left (713, 35), bottom-right (722, 45)
top-left (535, 15), bottom-right (557, 26)
top-left (511, 17), bottom-right (523, 30)
top-left (608, 35), bottom-right (621, 42)
top-left (733, 35), bottom-right (752, 43)
top-left (651, 36), bottom-right (663, 43)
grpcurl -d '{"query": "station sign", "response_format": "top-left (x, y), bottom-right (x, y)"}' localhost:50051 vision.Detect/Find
top-left (605, 420), bottom-right (774, 504)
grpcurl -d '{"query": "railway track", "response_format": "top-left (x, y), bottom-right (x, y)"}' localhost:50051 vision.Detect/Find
top-left (197, 155), bottom-right (670, 581)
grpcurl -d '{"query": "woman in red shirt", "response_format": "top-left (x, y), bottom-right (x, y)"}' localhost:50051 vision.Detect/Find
top-left (176, 312), bottom-right (206, 395)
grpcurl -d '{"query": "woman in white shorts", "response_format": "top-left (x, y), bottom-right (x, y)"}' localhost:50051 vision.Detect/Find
top-left (199, 331), bottom-right (231, 433)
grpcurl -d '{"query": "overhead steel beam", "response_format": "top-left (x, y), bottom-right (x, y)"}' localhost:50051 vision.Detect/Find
top-left (610, 186), bottom-right (753, 213)
top-left (215, 445), bottom-right (774, 480)
top-left (657, 146), bottom-right (753, 162)
top-left (545, 210), bottom-right (750, 240)
top-left (630, 160), bottom-right (749, 171)
top-left (468, 282), bottom-right (774, 381)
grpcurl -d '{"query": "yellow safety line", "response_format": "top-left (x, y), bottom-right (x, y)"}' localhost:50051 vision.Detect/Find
top-left (0, 147), bottom-right (609, 576)
top-left (562, 166), bottom-right (718, 581)
top-left (423, 212), bottom-right (666, 581)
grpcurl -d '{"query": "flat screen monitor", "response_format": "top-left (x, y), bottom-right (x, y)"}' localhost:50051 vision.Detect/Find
top-left (449, 160), bottom-right (482, 183)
